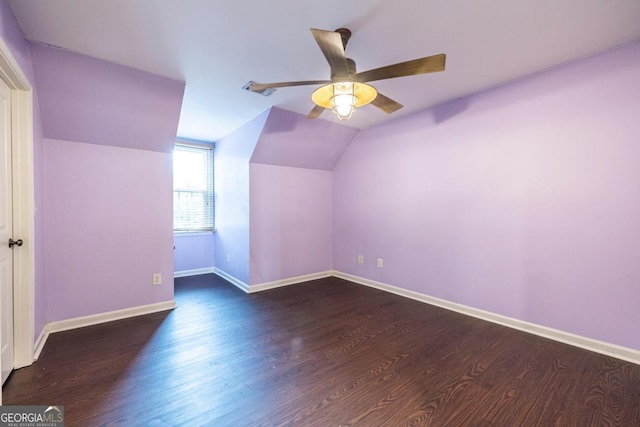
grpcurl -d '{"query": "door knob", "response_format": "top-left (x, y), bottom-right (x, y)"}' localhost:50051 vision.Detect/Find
top-left (8, 238), bottom-right (23, 248)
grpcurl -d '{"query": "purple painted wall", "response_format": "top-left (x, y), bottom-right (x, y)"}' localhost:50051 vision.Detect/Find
top-left (174, 233), bottom-right (215, 273)
top-left (247, 107), bottom-right (352, 285)
top-left (215, 107), bottom-right (349, 286)
top-left (29, 42), bottom-right (184, 153)
top-left (0, 2), bottom-right (32, 76)
top-left (249, 163), bottom-right (332, 284)
top-left (43, 139), bottom-right (174, 321)
top-left (214, 110), bottom-right (269, 284)
top-left (251, 107), bottom-right (357, 170)
top-left (28, 43), bottom-right (184, 322)
top-left (0, 0), bottom-right (46, 341)
top-left (333, 41), bottom-right (640, 351)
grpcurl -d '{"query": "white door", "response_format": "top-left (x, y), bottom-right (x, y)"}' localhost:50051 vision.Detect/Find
top-left (0, 76), bottom-right (13, 384)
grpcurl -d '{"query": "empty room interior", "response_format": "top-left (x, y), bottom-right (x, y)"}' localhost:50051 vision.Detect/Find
top-left (1, 1), bottom-right (640, 425)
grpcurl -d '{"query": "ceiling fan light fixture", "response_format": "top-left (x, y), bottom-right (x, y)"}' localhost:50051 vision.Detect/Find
top-left (331, 82), bottom-right (357, 120)
top-left (312, 81), bottom-right (377, 120)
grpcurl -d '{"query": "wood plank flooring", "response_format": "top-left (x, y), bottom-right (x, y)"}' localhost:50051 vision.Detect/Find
top-left (3, 275), bottom-right (640, 426)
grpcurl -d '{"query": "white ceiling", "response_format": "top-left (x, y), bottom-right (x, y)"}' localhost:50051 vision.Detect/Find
top-left (9, 0), bottom-right (640, 142)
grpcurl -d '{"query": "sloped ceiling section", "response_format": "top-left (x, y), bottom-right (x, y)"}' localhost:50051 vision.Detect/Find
top-left (30, 42), bottom-right (185, 152)
top-left (13, 0), bottom-right (640, 141)
top-left (250, 107), bottom-right (359, 171)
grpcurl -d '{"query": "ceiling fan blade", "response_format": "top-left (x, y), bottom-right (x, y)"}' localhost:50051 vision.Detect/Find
top-left (310, 28), bottom-right (350, 78)
top-left (249, 80), bottom-right (330, 92)
top-left (306, 105), bottom-right (325, 119)
top-left (355, 53), bottom-right (446, 83)
top-left (371, 92), bottom-right (403, 114)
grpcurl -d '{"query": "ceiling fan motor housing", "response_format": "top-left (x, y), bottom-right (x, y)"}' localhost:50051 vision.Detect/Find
top-left (335, 28), bottom-right (352, 50)
top-left (334, 58), bottom-right (357, 80)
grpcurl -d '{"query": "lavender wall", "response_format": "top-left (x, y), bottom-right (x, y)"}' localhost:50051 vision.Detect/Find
top-left (214, 110), bottom-right (269, 284)
top-left (29, 42), bottom-right (184, 153)
top-left (216, 107), bottom-right (348, 286)
top-left (247, 107), bottom-right (351, 285)
top-left (0, 2), bottom-right (32, 77)
top-left (333, 41), bottom-right (640, 351)
top-left (43, 139), bottom-right (174, 321)
top-left (174, 233), bottom-right (215, 273)
top-left (0, 0), bottom-right (46, 340)
top-left (29, 43), bottom-right (184, 322)
top-left (251, 107), bottom-right (357, 170)
top-left (249, 163), bottom-right (332, 284)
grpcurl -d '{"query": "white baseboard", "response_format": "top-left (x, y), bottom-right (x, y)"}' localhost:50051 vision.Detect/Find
top-left (249, 271), bottom-right (333, 293)
top-left (213, 269), bottom-right (333, 294)
top-left (333, 271), bottom-right (640, 365)
top-left (46, 300), bottom-right (176, 335)
top-left (33, 300), bottom-right (176, 362)
top-left (174, 267), bottom-right (216, 278)
top-left (29, 271), bottom-right (640, 366)
top-left (213, 268), bottom-right (249, 293)
top-left (33, 326), bottom-right (48, 361)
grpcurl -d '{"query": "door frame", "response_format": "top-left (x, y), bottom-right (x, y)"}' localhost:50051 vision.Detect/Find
top-left (0, 36), bottom-right (35, 375)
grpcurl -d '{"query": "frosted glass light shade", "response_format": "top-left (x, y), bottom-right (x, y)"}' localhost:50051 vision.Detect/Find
top-left (311, 81), bottom-right (377, 120)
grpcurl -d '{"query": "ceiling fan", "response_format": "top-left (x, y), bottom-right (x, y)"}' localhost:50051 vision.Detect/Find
top-left (247, 28), bottom-right (446, 121)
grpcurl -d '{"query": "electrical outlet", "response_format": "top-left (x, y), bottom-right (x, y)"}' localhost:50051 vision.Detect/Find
top-left (226, 252), bottom-right (231, 262)
top-left (377, 258), bottom-right (383, 268)
top-left (152, 273), bottom-right (162, 285)
top-left (357, 254), bottom-right (364, 264)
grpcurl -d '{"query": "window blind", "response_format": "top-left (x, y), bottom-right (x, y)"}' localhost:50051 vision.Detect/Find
top-left (173, 143), bottom-right (214, 232)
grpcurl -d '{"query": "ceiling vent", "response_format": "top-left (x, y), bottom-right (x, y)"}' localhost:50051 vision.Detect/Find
top-left (242, 81), bottom-right (276, 96)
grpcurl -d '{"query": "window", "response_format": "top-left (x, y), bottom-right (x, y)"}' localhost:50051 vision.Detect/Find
top-left (173, 143), bottom-right (214, 232)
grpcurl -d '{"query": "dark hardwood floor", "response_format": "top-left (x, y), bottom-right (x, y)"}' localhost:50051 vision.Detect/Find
top-left (3, 275), bottom-right (640, 426)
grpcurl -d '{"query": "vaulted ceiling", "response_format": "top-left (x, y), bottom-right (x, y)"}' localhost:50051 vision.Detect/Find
top-left (9, 0), bottom-right (640, 141)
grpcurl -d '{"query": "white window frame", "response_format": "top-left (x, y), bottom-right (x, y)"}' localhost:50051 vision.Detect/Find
top-left (173, 141), bottom-right (214, 234)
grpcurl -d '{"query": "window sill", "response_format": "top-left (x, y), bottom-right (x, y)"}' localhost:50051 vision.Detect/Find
top-left (174, 230), bottom-right (215, 237)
